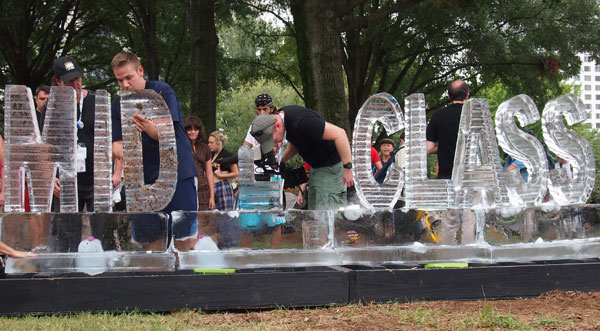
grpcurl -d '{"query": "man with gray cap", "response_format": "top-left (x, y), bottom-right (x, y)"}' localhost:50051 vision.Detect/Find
top-left (251, 106), bottom-right (354, 210)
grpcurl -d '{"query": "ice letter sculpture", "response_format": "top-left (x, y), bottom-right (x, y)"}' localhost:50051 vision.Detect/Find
top-left (542, 94), bottom-right (595, 204)
top-left (351, 93), bottom-right (404, 208)
top-left (452, 99), bottom-right (508, 208)
top-left (119, 90), bottom-right (177, 211)
top-left (4, 85), bottom-right (77, 212)
top-left (403, 93), bottom-right (453, 210)
top-left (495, 94), bottom-right (548, 206)
top-left (237, 145), bottom-right (282, 210)
top-left (93, 90), bottom-right (112, 211)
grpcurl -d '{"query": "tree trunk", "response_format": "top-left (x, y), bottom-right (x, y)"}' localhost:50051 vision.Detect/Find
top-left (139, 0), bottom-right (160, 80)
top-left (187, 0), bottom-right (218, 133)
top-left (290, 0), bottom-right (316, 110)
top-left (302, 0), bottom-right (350, 134)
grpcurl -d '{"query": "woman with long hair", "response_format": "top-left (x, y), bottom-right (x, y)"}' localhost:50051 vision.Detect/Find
top-left (208, 131), bottom-right (238, 211)
top-left (184, 116), bottom-right (215, 210)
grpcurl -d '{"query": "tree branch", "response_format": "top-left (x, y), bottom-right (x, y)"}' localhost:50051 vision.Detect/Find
top-left (340, 0), bottom-right (424, 32)
top-left (239, 0), bottom-right (296, 37)
top-left (233, 58), bottom-right (305, 102)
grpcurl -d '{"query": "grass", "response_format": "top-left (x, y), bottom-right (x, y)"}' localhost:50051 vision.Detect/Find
top-left (0, 301), bottom-right (576, 331)
top-left (478, 304), bottom-right (527, 330)
top-left (533, 317), bottom-right (564, 327)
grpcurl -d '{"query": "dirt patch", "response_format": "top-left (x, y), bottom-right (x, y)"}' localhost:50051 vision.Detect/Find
top-left (183, 290), bottom-right (600, 330)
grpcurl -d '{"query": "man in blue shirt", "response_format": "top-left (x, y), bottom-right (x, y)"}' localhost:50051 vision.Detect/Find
top-left (110, 52), bottom-right (198, 251)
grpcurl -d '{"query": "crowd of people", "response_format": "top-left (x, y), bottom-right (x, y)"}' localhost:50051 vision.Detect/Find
top-left (0, 56), bottom-right (571, 255)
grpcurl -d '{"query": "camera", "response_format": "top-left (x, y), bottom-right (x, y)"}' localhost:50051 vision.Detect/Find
top-left (254, 151), bottom-right (308, 189)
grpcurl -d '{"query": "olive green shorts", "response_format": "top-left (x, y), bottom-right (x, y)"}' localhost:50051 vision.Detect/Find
top-left (308, 162), bottom-right (347, 210)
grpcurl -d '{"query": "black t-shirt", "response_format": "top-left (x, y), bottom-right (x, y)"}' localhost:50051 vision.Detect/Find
top-left (40, 91), bottom-right (96, 189)
top-left (38, 91), bottom-right (96, 192)
top-left (426, 103), bottom-right (463, 179)
top-left (281, 105), bottom-right (341, 168)
top-left (212, 149), bottom-right (234, 173)
top-left (36, 110), bottom-right (43, 131)
top-left (77, 91), bottom-right (96, 188)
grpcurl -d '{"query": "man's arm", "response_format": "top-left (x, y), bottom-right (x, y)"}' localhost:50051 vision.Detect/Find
top-left (426, 141), bottom-right (438, 155)
top-left (132, 114), bottom-right (158, 140)
top-left (505, 159), bottom-right (526, 172)
top-left (243, 126), bottom-right (254, 148)
top-left (280, 142), bottom-right (298, 164)
top-left (373, 161), bottom-right (383, 176)
top-left (112, 140), bottom-right (124, 187)
top-left (321, 122), bottom-right (354, 187)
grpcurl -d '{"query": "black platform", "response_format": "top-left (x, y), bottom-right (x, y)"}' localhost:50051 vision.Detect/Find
top-left (2, 259), bottom-right (600, 315)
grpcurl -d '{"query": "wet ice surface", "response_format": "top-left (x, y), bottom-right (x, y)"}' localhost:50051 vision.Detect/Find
top-left (177, 204), bottom-right (600, 269)
top-left (3, 205), bottom-right (600, 274)
top-left (1, 212), bottom-right (171, 274)
top-left (2, 89), bottom-right (598, 273)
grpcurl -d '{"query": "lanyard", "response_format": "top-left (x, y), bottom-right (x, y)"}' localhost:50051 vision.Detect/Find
top-left (76, 91), bottom-right (84, 130)
top-left (276, 112), bottom-right (286, 166)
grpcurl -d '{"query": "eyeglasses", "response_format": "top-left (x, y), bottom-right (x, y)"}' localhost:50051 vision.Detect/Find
top-left (251, 124), bottom-right (274, 139)
top-left (250, 129), bottom-right (264, 138)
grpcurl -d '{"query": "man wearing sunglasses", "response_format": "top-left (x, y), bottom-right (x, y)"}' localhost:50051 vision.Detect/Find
top-left (243, 94), bottom-right (278, 149)
top-left (240, 94), bottom-right (286, 247)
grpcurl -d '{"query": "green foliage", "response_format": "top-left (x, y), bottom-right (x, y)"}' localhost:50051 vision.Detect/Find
top-left (337, 0), bottom-right (600, 129)
top-left (219, 11), bottom-right (304, 103)
top-left (572, 124), bottom-right (600, 203)
top-left (216, 79), bottom-right (304, 154)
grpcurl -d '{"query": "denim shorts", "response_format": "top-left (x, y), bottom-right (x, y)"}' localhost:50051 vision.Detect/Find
top-left (131, 177), bottom-right (199, 244)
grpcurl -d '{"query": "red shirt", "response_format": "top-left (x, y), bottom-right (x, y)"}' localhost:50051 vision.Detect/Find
top-left (371, 147), bottom-right (381, 166)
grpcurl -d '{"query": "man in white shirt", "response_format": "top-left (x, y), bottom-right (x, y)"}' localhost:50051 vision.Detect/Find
top-left (240, 93), bottom-right (285, 248)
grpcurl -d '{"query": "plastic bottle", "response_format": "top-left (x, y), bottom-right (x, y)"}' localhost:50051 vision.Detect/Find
top-left (193, 234), bottom-right (224, 268)
top-left (78, 236), bottom-right (104, 253)
top-left (76, 236), bottom-right (106, 274)
top-left (194, 234), bottom-right (219, 251)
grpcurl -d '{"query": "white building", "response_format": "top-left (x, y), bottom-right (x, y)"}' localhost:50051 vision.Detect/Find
top-left (574, 54), bottom-right (600, 129)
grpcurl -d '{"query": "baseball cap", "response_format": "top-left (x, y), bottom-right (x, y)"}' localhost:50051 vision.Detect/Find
top-left (53, 56), bottom-right (83, 82)
top-left (379, 138), bottom-right (395, 147)
top-left (255, 94), bottom-right (273, 108)
top-left (251, 114), bottom-right (276, 155)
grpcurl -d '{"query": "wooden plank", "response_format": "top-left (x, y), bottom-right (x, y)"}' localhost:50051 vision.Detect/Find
top-left (2, 261), bottom-right (600, 315)
top-left (355, 261), bottom-right (600, 302)
top-left (0, 267), bottom-right (349, 315)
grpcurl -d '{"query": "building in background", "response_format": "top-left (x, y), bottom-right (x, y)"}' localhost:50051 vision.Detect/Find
top-left (573, 54), bottom-right (600, 129)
